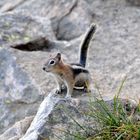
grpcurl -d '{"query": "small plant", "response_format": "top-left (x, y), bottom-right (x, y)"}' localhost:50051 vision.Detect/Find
top-left (87, 98), bottom-right (140, 140)
top-left (87, 76), bottom-right (140, 140)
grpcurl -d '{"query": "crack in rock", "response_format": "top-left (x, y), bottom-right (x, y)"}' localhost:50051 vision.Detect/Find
top-left (56, 0), bottom-right (78, 40)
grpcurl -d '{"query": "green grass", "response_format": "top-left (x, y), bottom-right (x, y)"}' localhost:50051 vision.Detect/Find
top-left (87, 98), bottom-right (140, 140)
top-left (63, 77), bottom-right (140, 140)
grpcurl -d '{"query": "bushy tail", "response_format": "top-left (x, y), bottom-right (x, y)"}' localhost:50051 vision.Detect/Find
top-left (79, 23), bottom-right (96, 67)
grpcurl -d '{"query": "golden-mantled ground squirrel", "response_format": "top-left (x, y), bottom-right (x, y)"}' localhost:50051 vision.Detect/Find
top-left (43, 24), bottom-right (96, 98)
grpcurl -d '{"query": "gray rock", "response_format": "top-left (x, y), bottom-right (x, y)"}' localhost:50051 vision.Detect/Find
top-left (0, 0), bottom-right (11, 7)
top-left (0, 97), bottom-right (40, 135)
top-left (54, 0), bottom-right (94, 40)
top-left (1, 92), bottom-right (138, 140)
top-left (0, 48), bottom-right (42, 134)
top-left (0, 0), bottom-right (27, 12)
top-left (0, 116), bottom-right (34, 140)
top-left (0, 48), bottom-right (41, 103)
top-left (126, 0), bottom-right (140, 6)
top-left (14, 0), bottom-right (93, 40)
top-left (20, 91), bottom-right (97, 140)
top-left (19, 91), bottom-right (138, 140)
top-left (0, 12), bottom-right (55, 48)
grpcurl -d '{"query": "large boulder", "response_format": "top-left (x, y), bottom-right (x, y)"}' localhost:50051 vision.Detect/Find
top-left (0, 48), bottom-right (41, 134)
top-left (0, 48), bottom-right (41, 103)
top-left (0, 12), bottom-right (55, 48)
top-left (14, 0), bottom-right (94, 40)
top-left (19, 91), bottom-right (98, 140)
top-left (1, 90), bottom-right (137, 140)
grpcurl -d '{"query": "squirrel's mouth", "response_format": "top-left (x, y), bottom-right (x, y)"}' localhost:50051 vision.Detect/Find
top-left (42, 67), bottom-right (50, 72)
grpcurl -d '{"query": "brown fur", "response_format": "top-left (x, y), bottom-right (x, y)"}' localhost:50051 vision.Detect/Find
top-left (43, 53), bottom-right (90, 98)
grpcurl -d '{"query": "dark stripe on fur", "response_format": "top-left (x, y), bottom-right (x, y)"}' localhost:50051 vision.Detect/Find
top-left (71, 67), bottom-right (89, 78)
top-left (80, 24), bottom-right (96, 67)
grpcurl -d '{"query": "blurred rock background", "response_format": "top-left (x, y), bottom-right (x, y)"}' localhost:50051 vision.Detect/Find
top-left (0, 0), bottom-right (140, 139)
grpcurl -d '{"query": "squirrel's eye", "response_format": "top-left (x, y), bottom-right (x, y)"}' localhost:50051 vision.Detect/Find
top-left (49, 60), bottom-right (55, 65)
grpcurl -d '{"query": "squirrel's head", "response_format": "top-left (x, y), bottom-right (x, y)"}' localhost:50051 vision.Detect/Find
top-left (43, 53), bottom-right (61, 73)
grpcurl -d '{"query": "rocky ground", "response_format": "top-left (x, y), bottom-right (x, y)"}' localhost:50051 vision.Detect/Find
top-left (0, 0), bottom-right (140, 139)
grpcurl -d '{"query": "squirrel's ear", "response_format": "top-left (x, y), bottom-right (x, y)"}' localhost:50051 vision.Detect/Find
top-left (56, 53), bottom-right (61, 61)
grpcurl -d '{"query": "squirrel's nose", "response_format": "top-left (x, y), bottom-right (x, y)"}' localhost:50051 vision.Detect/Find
top-left (43, 67), bottom-right (46, 71)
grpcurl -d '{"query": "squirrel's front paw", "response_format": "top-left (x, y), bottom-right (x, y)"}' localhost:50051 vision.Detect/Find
top-left (65, 94), bottom-right (71, 99)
